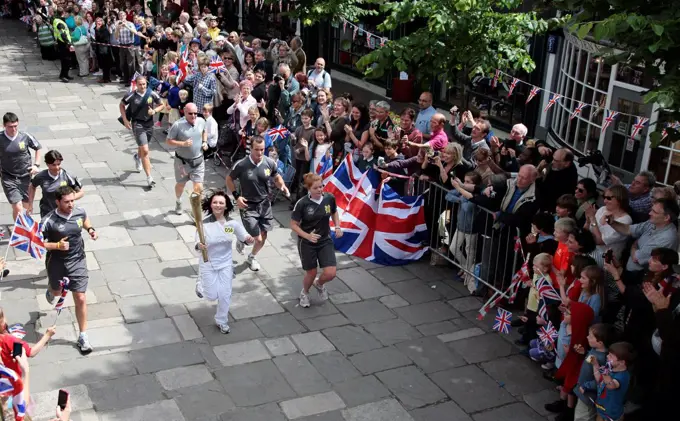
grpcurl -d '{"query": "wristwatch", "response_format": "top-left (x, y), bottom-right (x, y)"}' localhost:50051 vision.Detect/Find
top-left (87, 227), bottom-right (96, 233)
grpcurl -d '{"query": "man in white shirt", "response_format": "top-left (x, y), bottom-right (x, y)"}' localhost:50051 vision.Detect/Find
top-left (307, 58), bottom-right (332, 99)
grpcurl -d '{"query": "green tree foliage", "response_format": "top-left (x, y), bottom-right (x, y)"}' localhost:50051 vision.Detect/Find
top-left (552, 0), bottom-right (680, 145)
top-left (291, 0), bottom-right (563, 87)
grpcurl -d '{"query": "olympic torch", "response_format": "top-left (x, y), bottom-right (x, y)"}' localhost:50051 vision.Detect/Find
top-left (190, 192), bottom-right (209, 262)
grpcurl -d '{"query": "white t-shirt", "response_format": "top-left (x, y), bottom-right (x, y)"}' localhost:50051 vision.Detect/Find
top-left (595, 206), bottom-right (633, 260)
top-left (205, 116), bottom-right (218, 148)
top-left (196, 217), bottom-right (248, 270)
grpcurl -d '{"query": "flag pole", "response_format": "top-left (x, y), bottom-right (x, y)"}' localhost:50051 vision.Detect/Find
top-left (0, 214), bottom-right (19, 282)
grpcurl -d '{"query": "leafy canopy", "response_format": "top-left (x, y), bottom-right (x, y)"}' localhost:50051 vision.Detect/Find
top-left (291, 0), bottom-right (563, 86)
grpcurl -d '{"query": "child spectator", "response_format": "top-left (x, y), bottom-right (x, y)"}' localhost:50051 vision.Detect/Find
top-left (582, 342), bottom-right (635, 421)
top-left (165, 51), bottom-right (179, 75)
top-left (166, 75), bottom-right (181, 124)
top-left (556, 194), bottom-right (578, 220)
top-left (202, 104), bottom-right (218, 159)
top-left (574, 323), bottom-right (614, 421)
top-left (268, 147), bottom-right (286, 174)
top-left (355, 143), bottom-right (375, 173)
top-left (552, 217), bottom-right (578, 288)
top-left (548, 301), bottom-right (595, 420)
top-left (178, 89), bottom-right (190, 118)
top-left (528, 303), bottom-right (562, 367)
top-left (517, 253), bottom-right (553, 345)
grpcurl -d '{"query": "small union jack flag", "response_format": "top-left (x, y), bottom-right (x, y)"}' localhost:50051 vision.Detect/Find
top-left (176, 49), bottom-right (192, 84)
top-left (0, 365), bottom-right (26, 421)
top-left (267, 125), bottom-right (290, 142)
top-left (601, 110), bottom-right (619, 132)
top-left (55, 277), bottom-right (70, 316)
top-left (537, 321), bottom-right (558, 347)
top-left (543, 94), bottom-right (561, 112)
top-left (661, 121), bottom-right (680, 141)
top-left (9, 212), bottom-right (45, 260)
top-left (316, 153), bottom-right (334, 186)
top-left (209, 57), bottom-right (226, 74)
top-left (491, 69), bottom-right (500, 88)
top-left (536, 275), bottom-right (561, 302)
top-left (526, 86), bottom-right (541, 104)
top-left (570, 102), bottom-right (588, 120)
top-left (493, 308), bottom-right (512, 334)
top-left (507, 77), bottom-right (519, 97)
top-left (129, 71), bottom-right (142, 92)
top-left (7, 324), bottom-right (26, 340)
top-left (631, 116), bottom-right (648, 140)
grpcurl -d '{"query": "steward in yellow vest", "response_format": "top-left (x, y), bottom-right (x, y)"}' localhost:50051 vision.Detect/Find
top-left (52, 11), bottom-right (74, 82)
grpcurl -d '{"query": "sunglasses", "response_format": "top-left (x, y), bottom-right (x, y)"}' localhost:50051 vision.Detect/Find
top-left (603, 195), bottom-right (613, 201)
top-left (186, 112), bottom-right (198, 115)
top-left (224, 57), bottom-right (234, 61)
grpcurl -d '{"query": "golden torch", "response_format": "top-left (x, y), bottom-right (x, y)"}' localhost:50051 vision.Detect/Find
top-left (190, 192), bottom-right (209, 262)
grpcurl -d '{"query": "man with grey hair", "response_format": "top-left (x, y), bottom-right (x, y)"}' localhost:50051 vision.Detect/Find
top-left (369, 101), bottom-right (394, 151)
top-left (610, 171), bottom-right (655, 222)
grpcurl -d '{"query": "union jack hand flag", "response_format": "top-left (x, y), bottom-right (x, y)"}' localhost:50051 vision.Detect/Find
top-left (661, 121), bottom-right (680, 141)
top-left (55, 277), bottom-right (70, 315)
top-left (631, 116), bottom-right (648, 140)
top-left (7, 324), bottom-right (26, 340)
top-left (129, 71), bottom-right (142, 92)
top-left (570, 102), bottom-right (588, 120)
top-left (316, 153), bottom-right (334, 186)
top-left (325, 155), bottom-right (427, 266)
top-left (543, 94), bottom-right (561, 112)
top-left (526, 86), bottom-right (541, 104)
top-left (0, 365), bottom-right (26, 421)
top-left (9, 212), bottom-right (45, 260)
top-left (601, 110), bottom-right (619, 133)
top-left (536, 275), bottom-right (561, 302)
top-left (267, 125), bottom-right (290, 142)
top-left (209, 56), bottom-right (227, 74)
top-left (493, 308), bottom-right (512, 334)
top-left (537, 321), bottom-right (558, 347)
top-left (176, 49), bottom-right (192, 84)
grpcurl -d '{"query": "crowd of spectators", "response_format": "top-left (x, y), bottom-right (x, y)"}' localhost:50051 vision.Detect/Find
top-left (2, 0), bottom-right (680, 420)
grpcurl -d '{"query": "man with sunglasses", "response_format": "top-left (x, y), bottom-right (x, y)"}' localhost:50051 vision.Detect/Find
top-left (166, 103), bottom-right (207, 214)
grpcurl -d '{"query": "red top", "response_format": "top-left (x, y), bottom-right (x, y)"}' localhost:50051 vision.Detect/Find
top-left (551, 242), bottom-right (574, 288)
top-left (555, 301), bottom-right (594, 391)
top-left (0, 334), bottom-right (31, 376)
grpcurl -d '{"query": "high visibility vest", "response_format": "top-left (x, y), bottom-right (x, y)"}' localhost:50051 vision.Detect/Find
top-left (52, 18), bottom-right (71, 44)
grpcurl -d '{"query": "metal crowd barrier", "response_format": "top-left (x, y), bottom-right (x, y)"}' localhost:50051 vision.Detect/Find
top-left (412, 178), bottom-right (522, 306)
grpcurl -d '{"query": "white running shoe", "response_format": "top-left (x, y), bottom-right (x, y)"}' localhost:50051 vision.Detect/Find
top-left (77, 333), bottom-right (93, 355)
top-left (313, 281), bottom-right (329, 301)
top-left (147, 176), bottom-right (156, 188)
top-left (174, 201), bottom-right (183, 215)
top-left (247, 254), bottom-right (260, 271)
top-left (195, 280), bottom-right (204, 298)
top-left (299, 290), bottom-right (311, 308)
top-left (133, 153), bottom-right (143, 172)
top-left (218, 324), bottom-right (230, 334)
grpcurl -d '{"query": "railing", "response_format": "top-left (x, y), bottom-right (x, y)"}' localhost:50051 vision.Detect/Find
top-left (412, 178), bottom-right (522, 311)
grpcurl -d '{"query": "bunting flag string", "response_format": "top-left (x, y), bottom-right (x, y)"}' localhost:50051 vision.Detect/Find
top-left (543, 93), bottom-right (561, 112)
top-left (661, 121), bottom-right (680, 141)
top-left (569, 102), bottom-right (588, 121)
top-left (601, 110), bottom-right (619, 133)
top-left (631, 117), bottom-right (649, 139)
top-left (507, 77), bottom-right (519, 97)
top-left (526, 86), bottom-right (540, 104)
top-left (340, 18), bottom-right (388, 48)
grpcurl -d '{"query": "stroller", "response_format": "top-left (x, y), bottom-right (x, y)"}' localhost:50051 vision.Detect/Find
top-left (212, 111), bottom-right (246, 168)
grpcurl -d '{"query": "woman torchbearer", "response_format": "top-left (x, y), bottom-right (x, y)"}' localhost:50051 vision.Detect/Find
top-left (195, 190), bottom-right (253, 334)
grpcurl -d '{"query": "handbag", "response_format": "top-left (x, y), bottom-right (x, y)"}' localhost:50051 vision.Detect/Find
top-left (118, 89), bottom-right (152, 126)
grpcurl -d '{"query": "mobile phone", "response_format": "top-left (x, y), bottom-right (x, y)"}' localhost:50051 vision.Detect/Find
top-left (12, 342), bottom-right (22, 358)
top-left (58, 389), bottom-right (69, 410)
top-left (603, 249), bottom-right (614, 264)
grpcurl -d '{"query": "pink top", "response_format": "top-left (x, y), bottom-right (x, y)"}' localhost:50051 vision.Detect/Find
top-left (427, 128), bottom-right (448, 151)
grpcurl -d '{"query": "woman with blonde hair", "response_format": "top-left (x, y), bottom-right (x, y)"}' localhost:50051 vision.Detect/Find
top-left (72, 15), bottom-right (90, 77)
top-left (290, 173), bottom-right (343, 308)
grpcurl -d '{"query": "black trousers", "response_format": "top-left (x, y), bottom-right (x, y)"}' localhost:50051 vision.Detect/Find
top-left (58, 43), bottom-right (70, 78)
top-left (96, 50), bottom-right (111, 81)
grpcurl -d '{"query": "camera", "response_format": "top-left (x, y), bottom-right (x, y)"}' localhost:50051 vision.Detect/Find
top-left (578, 149), bottom-right (612, 187)
top-left (377, 156), bottom-right (386, 167)
top-left (428, 150), bottom-right (439, 163)
top-left (273, 75), bottom-right (284, 84)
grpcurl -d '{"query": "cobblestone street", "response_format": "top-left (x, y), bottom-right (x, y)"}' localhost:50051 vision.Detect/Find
top-left (0, 20), bottom-right (558, 421)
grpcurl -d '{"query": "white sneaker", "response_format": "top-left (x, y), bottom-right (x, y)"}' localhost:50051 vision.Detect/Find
top-left (218, 324), bottom-right (230, 334)
top-left (313, 281), bottom-right (329, 301)
top-left (299, 290), bottom-right (310, 308)
top-left (236, 241), bottom-right (245, 254)
top-left (195, 280), bottom-right (204, 298)
top-left (247, 255), bottom-right (260, 271)
top-left (77, 333), bottom-right (93, 355)
top-left (147, 176), bottom-right (156, 188)
top-left (133, 153), bottom-right (143, 172)
top-left (93, 71), bottom-right (102, 76)
top-left (174, 201), bottom-right (183, 215)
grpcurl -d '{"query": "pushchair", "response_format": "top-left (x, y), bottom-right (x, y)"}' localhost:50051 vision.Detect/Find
top-left (213, 117), bottom-right (245, 168)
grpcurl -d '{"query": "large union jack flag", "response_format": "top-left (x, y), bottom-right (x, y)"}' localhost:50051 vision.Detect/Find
top-left (9, 212), bottom-right (45, 260)
top-left (176, 49), bottom-right (192, 84)
top-left (324, 155), bottom-right (427, 266)
top-left (0, 365), bottom-right (26, 421)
